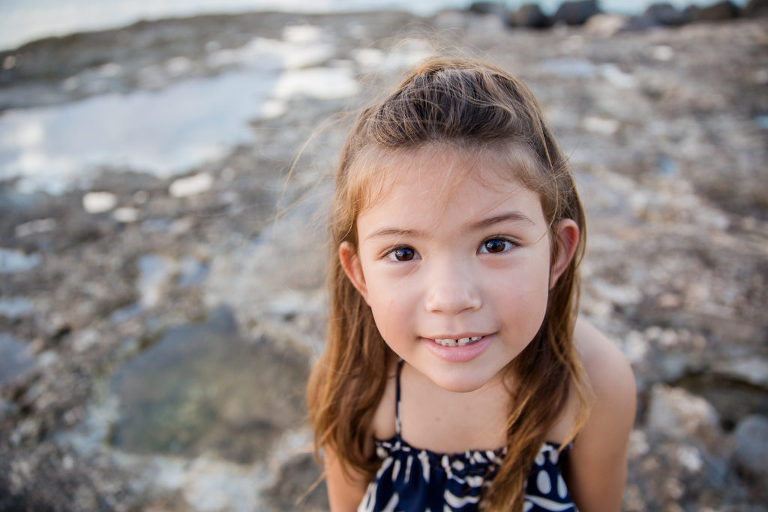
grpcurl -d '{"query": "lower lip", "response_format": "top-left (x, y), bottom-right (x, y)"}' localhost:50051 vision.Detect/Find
top-left (422, 335), bottom-right (493, 363)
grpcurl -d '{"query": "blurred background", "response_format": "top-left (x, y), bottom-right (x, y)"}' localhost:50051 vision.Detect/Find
top-left (0, 0), bottom-right (766, 510)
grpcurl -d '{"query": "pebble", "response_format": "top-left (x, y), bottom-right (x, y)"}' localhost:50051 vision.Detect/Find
top-left (113, 207), bottom-right (139, 223)
top-left (83, 191), bottom-right (117, 214)
top-left (169, 172), bottom-right (214, 198)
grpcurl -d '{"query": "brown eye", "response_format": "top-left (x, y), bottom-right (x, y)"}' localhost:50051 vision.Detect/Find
top-left (481, 238), bottom-right (513, 254)
top-left (393, 247), bottom-right (415, 261)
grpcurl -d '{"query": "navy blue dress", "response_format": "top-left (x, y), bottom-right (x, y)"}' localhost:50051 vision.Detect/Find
top-left (358, 361), bottom-right (578, 512)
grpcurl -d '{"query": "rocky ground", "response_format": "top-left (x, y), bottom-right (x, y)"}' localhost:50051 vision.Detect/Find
top-left (0, 6), bottom-right (767, 512)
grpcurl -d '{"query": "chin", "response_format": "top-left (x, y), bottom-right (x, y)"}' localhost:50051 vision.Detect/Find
top-left (428, 372), bottom-right (492, 394)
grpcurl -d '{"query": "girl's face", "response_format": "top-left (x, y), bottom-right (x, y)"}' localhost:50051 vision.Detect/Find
top-left (340, 145), bottom-right (577, 394)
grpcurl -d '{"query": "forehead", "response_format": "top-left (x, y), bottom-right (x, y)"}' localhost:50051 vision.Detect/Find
top-left (358, 143), bottom-right (538, 207)
top-left (355, 143), bottom-right (546, 230)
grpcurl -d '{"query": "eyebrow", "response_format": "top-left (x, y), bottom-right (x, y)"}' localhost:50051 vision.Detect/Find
top-left (363, 211), bottom-right (535, 242)
top-left (364, 228), bottom-right (425, 241)
top-left (469, 211), bottom-right (536, 230)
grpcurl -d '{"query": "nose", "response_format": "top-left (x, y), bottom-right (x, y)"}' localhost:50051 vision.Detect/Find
top-left (424, 259), bottom-right (482, 314)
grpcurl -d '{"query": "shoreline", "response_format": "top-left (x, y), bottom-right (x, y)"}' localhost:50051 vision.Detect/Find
top-left (0, 0), bottom-right (762, 53)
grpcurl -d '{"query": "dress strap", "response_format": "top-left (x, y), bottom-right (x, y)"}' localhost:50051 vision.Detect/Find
top-left (395, 359), bottom-right (404, 437)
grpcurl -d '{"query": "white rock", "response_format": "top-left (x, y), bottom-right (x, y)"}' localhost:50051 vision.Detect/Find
top-left (583, 115), bottom-right (621, 136)
top-left (169, 172), bottom-right (213, 198)
top-left (15, 218), bottom-right (56, 238)
top-left (677, 444), bottom-right (703, 472)
top-left (260, 99), bottom-right (286, 119)
top-left (83, 191), bottom-right (117, 213)
top-left (113, 207), bottom-right (139, 223)
top-left (600, 63), bottom-right (637, 88)
top-left (646, 385), bottom-right (720, 441)
top-left (282, 24), bottom-right (323, 44)
top-left (583, 13), bottom-right (627, 37)
top-left (652, 45), bottom-right (675, 62)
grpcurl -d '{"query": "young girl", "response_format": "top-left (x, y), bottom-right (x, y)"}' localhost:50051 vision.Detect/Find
top-left (307, 57), bottom-right (636, 512)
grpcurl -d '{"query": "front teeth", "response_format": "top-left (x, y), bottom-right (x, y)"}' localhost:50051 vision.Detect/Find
top-left (433, 336), bottom-right (483, 347)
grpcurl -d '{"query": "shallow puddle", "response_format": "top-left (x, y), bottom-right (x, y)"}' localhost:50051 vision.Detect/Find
top-left (0, 332), bottom-right (36, 386)
top-left (107, 306), bottom-right (309, 464)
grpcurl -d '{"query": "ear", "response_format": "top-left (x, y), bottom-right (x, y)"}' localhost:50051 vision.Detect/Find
top-left (339, 241), bottom-right (369, 302)
top-left (550, 219), bottom-right (580, 289)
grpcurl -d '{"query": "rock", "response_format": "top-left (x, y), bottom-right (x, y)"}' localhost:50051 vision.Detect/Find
top-left (82, 191), bottom-right (117, 214)
top-left (264, 452), bottom-right (328, 511)
top-left (744, 0), bottom-right (768, 17)
top-left (645, 385), bottom-right (721, 445)
top-left (621, 15), bottom-right (662, 31)
top-left (508, 4), bottom-right (552, 29)
top-left (113, 207), bottom-right (139, 223)
top-left (15, 218), bottom-right (56, 238)
top-left (552, 0), bottom-right (600, 26)
top-left (584, 13), bottom-right (627, 36)
top-left (712, 358), bottom-right (768, 388)
top-left (644, 2), bottom-right (690, 26)
top-left (688, 1), bottom-right (740, 22)
top-left (169, 172), bottom-right (213, 198)
top-left (733, 415), bottom-right (768, 489)
top-left (467, 1), bottom-right (506, 16)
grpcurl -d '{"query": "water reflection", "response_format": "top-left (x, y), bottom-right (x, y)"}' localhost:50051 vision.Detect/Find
top-left (0, 26), bottom-right (360, 193)
top-left (0, 68), bottom-right (279, 193)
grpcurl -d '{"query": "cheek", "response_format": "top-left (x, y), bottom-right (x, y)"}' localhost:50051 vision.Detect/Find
top-left (364, 278), bottom-right (418, 337)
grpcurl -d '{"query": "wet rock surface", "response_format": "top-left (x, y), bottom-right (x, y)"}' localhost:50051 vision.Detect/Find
top-left (0, 7), bottom-right (767, 511)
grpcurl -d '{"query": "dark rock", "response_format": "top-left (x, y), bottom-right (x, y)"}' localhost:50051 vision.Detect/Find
top-left (744, 0), bottom-right (768, 17)
top-left (552, 0), bottom-right (601, 26)
top-left (509, 4), bottom-right (553, 29)
top-left (621, 15), bottom-right (663, 31)
top-left (733, 415), bottom-right (768, 495)
top-left (688, 1), bottom-right (740, 22)
top-left (644, 2), bottom-right (690, 26)
top-left (468, 2), bottom-right (506, 16)
top-left (264, 453), bottom-right (328, 511)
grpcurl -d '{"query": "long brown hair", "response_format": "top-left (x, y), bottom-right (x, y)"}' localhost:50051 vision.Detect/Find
top-left (307, 56), bottom-right (591, 511)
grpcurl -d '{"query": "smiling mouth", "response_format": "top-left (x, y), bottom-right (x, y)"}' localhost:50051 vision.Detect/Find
top-left (430, 336), bottom-right (484, 347)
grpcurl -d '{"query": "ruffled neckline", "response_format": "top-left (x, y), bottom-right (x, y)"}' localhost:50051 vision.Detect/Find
top-left (373, 435), bottom-right (568, 475)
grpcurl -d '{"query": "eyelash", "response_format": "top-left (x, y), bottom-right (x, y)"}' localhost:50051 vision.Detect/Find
top-left (384, 246), bottom-right (418, 262)
top-left (478, 237), bottom-right (518, 254)
top-left (383, 237), bottom-right (518, 262)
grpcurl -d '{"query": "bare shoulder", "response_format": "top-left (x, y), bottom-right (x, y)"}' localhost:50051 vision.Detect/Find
top-left (370, 358), bottom-right (398, 441)
top-left (574, 317), bottom-right (636, 406)
top-left (567, 317), bottom-right (637, 512)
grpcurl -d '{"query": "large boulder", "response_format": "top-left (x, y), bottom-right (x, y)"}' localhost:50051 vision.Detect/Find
top-left (508, 4), bottom-right (553, 29)
top-left (686, 1), bottom-right (740, 22)
top-left (552, 0), bottom-right (601, 26)
top-left (743, 0), bottom-right (768, 17)
top-left (644, 2), bottom-right (690, 26)
top-left (467, 1), bottom-right (506, 16)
